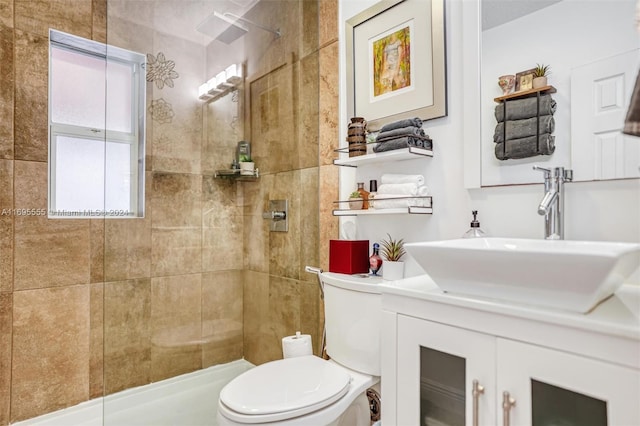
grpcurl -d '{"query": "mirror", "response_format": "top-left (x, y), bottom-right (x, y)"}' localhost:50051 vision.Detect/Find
top-left (464, 0), bottom-right (640, 187)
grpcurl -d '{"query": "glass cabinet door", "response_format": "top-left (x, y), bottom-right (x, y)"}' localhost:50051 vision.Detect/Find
top-left (397, 315), bottom-right (497, 426)
top-left (497, 338), bottom-right (640, 426)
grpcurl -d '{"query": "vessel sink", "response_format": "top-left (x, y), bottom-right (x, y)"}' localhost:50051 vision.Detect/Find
top-left (405, 238), bottom-right (640, 313)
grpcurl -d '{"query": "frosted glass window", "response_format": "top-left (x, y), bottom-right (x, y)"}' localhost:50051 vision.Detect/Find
top-left (54, 136), bottom-right (106, 212)
top-left (106, 60), bottom-right (133, 133)
top-left (53, 136), bottom-right (132, 215)
top-left (48, 30), bottom-right (145, 218)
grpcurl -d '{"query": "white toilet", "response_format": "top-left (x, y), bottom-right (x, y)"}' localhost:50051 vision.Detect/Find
top-left (217, 272), bottom-right (382, 425)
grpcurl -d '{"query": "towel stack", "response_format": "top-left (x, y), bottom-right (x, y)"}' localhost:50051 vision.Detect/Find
top-left (373, 174), bottom-right (430, 209)
top-left (493, 94), bottom-right (557, 160)
top-left (373, 117), bottom-right (433, 153)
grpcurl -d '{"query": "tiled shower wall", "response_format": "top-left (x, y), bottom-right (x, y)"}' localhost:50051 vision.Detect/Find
top-left (237, 0), bottom-right (339, 365)
top-left (0, 0), bottom-right (339, 423)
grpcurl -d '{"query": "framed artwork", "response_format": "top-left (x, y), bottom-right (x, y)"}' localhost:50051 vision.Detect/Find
top-left (345, 0), bottom-right (446, 130)
top-left (515, 68), bottom-right (536, 92)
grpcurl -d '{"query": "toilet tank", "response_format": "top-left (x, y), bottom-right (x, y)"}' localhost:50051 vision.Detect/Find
top-left (321, 272), bottom-right (381, 376)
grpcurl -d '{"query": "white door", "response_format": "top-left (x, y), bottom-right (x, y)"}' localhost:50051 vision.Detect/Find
top-left (497, 338), bottom-right (640, 426)
top-left (571, 49), bottom-right (640, 180)
top-left (397, 315), bottom-right (497, 426)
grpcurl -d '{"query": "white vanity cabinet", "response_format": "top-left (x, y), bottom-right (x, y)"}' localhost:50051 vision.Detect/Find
top-left (381, 278), bottom-right (640, 426)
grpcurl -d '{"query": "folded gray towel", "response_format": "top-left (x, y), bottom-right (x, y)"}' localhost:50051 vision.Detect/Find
top-left (494, 115), bottom-right (555, 143)
top-left (379, 117), bottom-right (423, 132)
top-left (495, 95), bottom-right (557, 122)
top-left (495, 134), bottom-right (555, 160)
top-left (376, 126), bottom-right (426, 141)
top-left (373, 136), bottom-right (433, 152)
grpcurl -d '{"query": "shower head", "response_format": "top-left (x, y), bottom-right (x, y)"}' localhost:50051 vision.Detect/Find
top-left (196, 11), bottom-right (249, 44)
top-left (196, 11), bottom-right (280, 45)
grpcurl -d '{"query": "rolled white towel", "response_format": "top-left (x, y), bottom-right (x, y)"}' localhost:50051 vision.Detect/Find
top-left (377, 183), bottom-right (419, 195)
top-left (377, 183), bottom-right (430, 197)
top-left (380, 174), bottom-right (425, 186)
top-left (373, 193), bottom-right (429, 209)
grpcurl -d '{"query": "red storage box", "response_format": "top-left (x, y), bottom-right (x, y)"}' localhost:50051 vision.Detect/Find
top-left (329, 240), bottom-right (370, 274)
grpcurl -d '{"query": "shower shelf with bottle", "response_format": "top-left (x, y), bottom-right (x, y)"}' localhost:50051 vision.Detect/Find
top-left (213, 169), bottom-right (259, 181)
top-left (331, 147), bottom-right (433, 216)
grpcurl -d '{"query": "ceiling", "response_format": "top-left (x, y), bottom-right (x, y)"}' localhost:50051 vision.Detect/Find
top-left (482, 0), bottom-right (563, 31)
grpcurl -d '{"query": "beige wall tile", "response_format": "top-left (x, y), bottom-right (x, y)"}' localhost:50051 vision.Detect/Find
top-left (151, 274), bottom-right (202, 382)
top-left (0, 293), bottom-right (11, 426)
top-left (268, 171), bottom-right (301, 279)
top-left (301, 0), bottom-right (319, 59)
top-left (89, 283), bottom-right (103, 399)
top-left (319, 0), bottom-right (338, 47)
top-left (14, 30), bottom-right (47, 162)
top-left (0, 160), bottom-right (12, 293)
top-left (15, 0), bottom-right (92, 38)
top-left (147, 33), bottom-right (204, 175)
top-left (202, 177), bottom-right (243, 272)
top-left (202, 95), bottom-right (244, 175)
top-left (298, 51), bottom-right (320, 170)
top-left (104, 219), bottom-right (152, 281)
top-left (11, 285), bottom-right (90, 422)
top-left (0, 21), bottom-right (14, 159)
top-left (243, 178), bottom-right (270, 274)
top-left (319, 164), bottom-right (339, 271)
top-left (151, 228), bottom-right (202, 277)
top-left (151, 172), bottom-right (202, 228)
top-left (300, 167), bottom-right (319, 277)
top-left (90, 220), bottom-right (104, 283)
top-left (319, 41), bottom-right (339, 166)
top-left (249, 64), bottom-right (296, 174)
top-left (299, 279), bottom-right (322, 356)
top-left (202, 271), bottom-right (243, 367)
top-left (103, 279), bottom-right (151, 395)
top-left (14, 161), bottom-right (91, 290)
top-left (243, 272), bottom-right (301, 365)
top-left (242, 270), bottom-right (270, 365)
top-left (0, 0), bottom-right (13, 28)
top-left (92, 0), bottom-right (107, 44)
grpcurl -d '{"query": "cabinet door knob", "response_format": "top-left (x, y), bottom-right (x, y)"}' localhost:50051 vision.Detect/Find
top-left (472, 379), bottom-right (485, 426)
top-left (502, 391), bottom-right (516, 426)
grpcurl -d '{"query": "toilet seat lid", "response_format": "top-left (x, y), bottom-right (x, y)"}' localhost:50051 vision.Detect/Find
top-left (219, 355), bottom-right (351, 422)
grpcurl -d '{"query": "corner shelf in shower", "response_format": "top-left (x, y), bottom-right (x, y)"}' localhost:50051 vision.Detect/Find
top-left (213, 169), bottom-right (259, 181)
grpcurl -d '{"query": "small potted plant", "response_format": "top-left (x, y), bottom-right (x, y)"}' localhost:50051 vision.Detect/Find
top-left (348, 191), bottom-right (363, 210)
top-left (239, 154), bottom-right (255, 176)
top-left (532, 63), bottom-right (550, 89)
top-left (380, 233), bottom-right (406, 281)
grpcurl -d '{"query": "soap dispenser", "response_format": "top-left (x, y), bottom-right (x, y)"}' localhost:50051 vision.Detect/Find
top-left (462, 210), bottom-right (487, 238)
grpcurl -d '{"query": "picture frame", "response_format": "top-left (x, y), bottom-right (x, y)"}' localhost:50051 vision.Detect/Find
top-left (515, 68), bottom-right (536, 92)
top-left (345, 0), bottom-right (446, 131)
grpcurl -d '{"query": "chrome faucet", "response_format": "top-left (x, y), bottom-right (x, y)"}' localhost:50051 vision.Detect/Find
top-left (533, 166), bottom-right (573, 240)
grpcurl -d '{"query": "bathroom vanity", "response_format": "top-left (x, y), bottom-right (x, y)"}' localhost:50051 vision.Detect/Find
top-left (380, 276), bottom-right (640, 426)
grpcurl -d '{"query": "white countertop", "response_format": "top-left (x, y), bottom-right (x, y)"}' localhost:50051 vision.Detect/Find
top-left (378, 274), bottom-right (640, 341)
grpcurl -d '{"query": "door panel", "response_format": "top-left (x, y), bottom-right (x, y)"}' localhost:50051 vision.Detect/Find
top-left (497, 338), bottom-right (640, 426)
top-left (397, 316), bottom-right (497, 426)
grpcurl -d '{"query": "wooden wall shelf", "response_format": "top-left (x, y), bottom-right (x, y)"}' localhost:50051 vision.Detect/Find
top-left (494, 85), bottom-right (556, 103)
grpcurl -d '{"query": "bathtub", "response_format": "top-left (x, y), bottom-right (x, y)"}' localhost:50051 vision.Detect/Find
top-left (14, 359), bottom-right (253, 426)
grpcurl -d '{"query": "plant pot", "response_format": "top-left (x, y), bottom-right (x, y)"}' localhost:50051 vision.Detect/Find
top-left (383, 261), bottom-right (404, 281)
top-left (532, 76), bottom-right (547, 89)
top-left (349, 197), bottom-right (363, 210)
top-left (240, 162), bottom-right (255, 176)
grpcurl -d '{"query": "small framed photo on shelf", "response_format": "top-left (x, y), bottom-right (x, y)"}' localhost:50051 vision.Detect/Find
top-left (515, 68), bottom-right (536, 92)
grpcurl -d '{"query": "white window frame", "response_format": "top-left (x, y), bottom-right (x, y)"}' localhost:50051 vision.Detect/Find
top-left (48, 29), bottom-right (146, 218)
